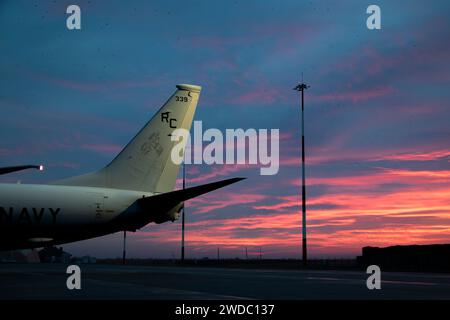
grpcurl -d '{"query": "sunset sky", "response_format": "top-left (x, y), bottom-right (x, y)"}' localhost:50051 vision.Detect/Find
top-left (1, 0), bottom-right (449, 258)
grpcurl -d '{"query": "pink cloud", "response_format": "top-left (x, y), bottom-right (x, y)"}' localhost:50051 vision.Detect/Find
top-left (374, 150), bottom-right (450, 162)
top-left (287, 168), bottom-right (450, 188)
top-left (189, 192), bottom-right (267, 214)
top-left (81, 143), bottom-right (122, 154)
top-left (230, 87), bottom-right (281, 105)
top-left (185, 164), bottom-right (250, 184)
top-left (23, 69), bottom-right (170, 93)
top-left (0, 147), bottom-right (27, 157)
top-left (313, 86), bottom-right (394, 103)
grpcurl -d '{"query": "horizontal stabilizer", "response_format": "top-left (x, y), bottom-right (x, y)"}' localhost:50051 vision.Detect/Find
top-left (138, 177), bottom-right (246, 208)
top-left (115, 177), bottom-right (246, 230)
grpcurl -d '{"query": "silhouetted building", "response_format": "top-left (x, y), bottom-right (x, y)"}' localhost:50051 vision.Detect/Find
top-left (0, 250), bottom-right (40, 263)
top-left (71, 255), bottom-right (97, 264)
top-left (358, 244), bottom-right (450, 272)
top-left (38, 247), bottom-right (71, 263)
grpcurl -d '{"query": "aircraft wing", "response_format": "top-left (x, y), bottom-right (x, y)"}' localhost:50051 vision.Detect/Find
top-left (0, 165), bottom-right (43, 176)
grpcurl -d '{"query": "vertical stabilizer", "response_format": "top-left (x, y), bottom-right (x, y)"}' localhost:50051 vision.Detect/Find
top-left (53, 84), bottom-right (201, 193)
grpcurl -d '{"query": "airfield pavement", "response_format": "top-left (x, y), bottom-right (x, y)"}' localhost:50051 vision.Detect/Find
top-left (1, 263), bottom-right (450, 300)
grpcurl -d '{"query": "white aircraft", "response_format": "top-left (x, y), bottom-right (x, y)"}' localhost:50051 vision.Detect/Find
top-left (0, 84), bottom-right (244, 251)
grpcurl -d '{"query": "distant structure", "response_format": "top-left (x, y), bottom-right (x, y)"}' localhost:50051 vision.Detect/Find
top-left (294, 80), bottom-right (310, 265)
top-left (38, 246), bottom-right (72, 263)
top-left (358, 244), bottom-right (450, 271)
top-left (71, 255), bottom-right (97, 264)
top-left (0, 250), bottom-right (40, 263)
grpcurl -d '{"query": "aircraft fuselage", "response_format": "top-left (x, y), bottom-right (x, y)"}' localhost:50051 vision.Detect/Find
top-left (0, 183), bottom-right (153, 250)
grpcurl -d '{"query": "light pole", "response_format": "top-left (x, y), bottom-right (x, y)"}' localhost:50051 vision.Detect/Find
top-left (181, 160), bottom-right (186, 262)
top-left (122, 230), bottom-right (126, 265)
top-left (294, 81), bottom-right (309, 266)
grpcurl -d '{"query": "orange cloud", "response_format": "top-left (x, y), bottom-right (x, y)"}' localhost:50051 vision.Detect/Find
top-left (129, 151), bottom-right (450, 258)
top-left (372, 150), bottom-right (450, 162)
top-left (313, 86), bottom-right (394, 103)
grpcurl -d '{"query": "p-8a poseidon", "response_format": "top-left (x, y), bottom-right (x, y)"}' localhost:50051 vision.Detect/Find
top-left (0, 84), bottom-right (243, 250)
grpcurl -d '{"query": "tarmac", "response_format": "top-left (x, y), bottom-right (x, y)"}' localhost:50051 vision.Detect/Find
top-left (1, 263), bottom-right (450, 299)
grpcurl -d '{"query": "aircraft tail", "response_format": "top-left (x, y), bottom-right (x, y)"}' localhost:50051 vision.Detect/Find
top-left (53, 84), bottom-right (201, 193)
